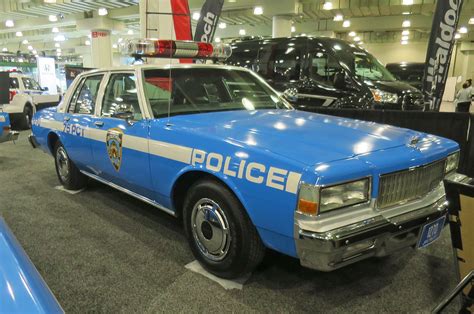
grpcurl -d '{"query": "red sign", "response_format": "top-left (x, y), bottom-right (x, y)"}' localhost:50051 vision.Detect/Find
top-left (91, 31), bottom-right (109, 38)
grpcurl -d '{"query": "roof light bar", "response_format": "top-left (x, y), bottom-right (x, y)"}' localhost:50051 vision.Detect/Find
top-left (121, 39), bottom-right (232, 60)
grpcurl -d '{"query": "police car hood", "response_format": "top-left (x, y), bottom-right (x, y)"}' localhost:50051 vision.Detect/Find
top-left (176, 109), bottom-right (435, 166)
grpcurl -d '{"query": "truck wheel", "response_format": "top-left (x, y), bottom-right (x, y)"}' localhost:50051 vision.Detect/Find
top-left (53, 141), bottom-right (87, 190)
top-left (21, 105), bottom-right (33, 130)
top-left (183, 179), bottom-right (265, 279)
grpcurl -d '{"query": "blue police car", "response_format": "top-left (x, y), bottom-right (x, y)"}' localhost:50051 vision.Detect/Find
top-left (29, 40), bottom-right (464, 279)
top-left (0, 112), bottom-right (19, 143)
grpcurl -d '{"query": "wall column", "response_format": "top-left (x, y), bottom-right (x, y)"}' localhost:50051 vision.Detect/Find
top-left (272, 15), bottom-right (292, 38)
top-left (90, 30), bottom-right (112, 68)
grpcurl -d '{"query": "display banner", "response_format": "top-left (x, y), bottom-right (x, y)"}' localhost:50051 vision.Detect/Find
top-left (422, 0), bottom-right (464, 111)
top-left (37, 57), bottom-right (57, 94)
top-left (193, 0), bottom-right (224, 43)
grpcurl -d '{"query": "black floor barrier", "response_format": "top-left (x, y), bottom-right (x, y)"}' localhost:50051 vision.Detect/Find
top-left (299, 108), bottom-right (474, 178)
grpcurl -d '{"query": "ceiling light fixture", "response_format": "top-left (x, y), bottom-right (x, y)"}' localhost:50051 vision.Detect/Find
top-left (401, 40), bottom-right (408, 45)
top-left (2, 48), bottom-right (7, 52)
top-left (16, 31), bottom-right (23, 37)
top-left (342, 20), bottom-right (350, 28)
top-left (56, 48), bottom-right (61, 53)
top-left (214, 37), bottom-right (221, 43)
top-left (333, 14), bottom-right (343, 21)
top-left (323, 1), bottom-right (333, 10)
top-left (127, 29), bottom-right (134, 35)
top-left (239, 29), bottom-right (246, 35)
top-left (469, 18), bottom-right (474, 25)
top-left (5, 20), bottom-right (14, 27)
top-left (52, 27), bottom-right (59, 33)
top-left (402, 12), bottom-right (411, 15)
top-left (402, 20), bottom-right (411, 27)
top-left (354, 36), bottom-right (361, 42)
top-left (459, 26), bottom-right (468, 33)
top-left (349, 31), bottom-right (356, 37)
top-left (402, 30), bottom-right (410, 35)
top-left (27, 45), bottom-right (33, 51)
top-left (85, 40), bottom-right (91, 46)
top-left (48, 15), bottom-right (57, 22)
top-left (291, 25), bottom-right (296, 32)
top-left (22, 39), bottom-right (28, 44)
top-left (455, 33), bottom-right (461, 39)
top-left (55, 43), bottom-right (60, 48)
top-left (253, 6), bottom-right (263, 15)
top-left (401, 35), bottom-right (409, 40)
top-left (192, 12), bottom-right (200, 20)
top-left (98, 8), bottom-right (108, 16)
top-left (44, 0), bottom-right (57, 3)
top-left (32, 50), bottom-right (37, 55)
top-left (402, 0), bottom-right (413, 5)
top-left (218, 22), bottom-right (227, 29)
top-left (54, 34), bottom-right (66, 41)
top-left (112, 44), bottom-right (118, 49)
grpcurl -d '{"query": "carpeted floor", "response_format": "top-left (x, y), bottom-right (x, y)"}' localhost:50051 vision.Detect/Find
top-left (0, 132), bottom-right (459, 313)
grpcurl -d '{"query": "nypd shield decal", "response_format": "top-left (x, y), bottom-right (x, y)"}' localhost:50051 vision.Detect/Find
top-left (106, 128), bottom-right (124, 172)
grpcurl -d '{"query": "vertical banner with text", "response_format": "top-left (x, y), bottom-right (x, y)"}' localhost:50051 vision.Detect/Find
top-left (37, 57), bottom-right (58, 94)
top-left (193, 0), bottom-right (224, 43)
top-left (422, 0), bottom-right (464, 111)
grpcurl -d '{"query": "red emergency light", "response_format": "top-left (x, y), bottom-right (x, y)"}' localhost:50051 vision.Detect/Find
top-left (122, 39), bottom-right (232, 60)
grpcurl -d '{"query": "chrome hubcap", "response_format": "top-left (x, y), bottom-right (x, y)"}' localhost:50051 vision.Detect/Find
top-left (191, 198), bottom-right (231, 261)
top-left (56, 147), bottom-right (70, 182)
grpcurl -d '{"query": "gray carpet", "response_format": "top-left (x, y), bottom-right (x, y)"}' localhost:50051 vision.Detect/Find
top-left (0, 132), bottom-right (459, 313)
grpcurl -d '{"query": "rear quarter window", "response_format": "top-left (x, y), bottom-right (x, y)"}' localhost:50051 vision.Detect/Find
top-left (10, 78), bottom-right (19, 89)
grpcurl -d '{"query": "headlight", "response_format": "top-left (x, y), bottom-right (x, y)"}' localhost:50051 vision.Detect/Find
top-left (445, 152), bottom-right (460, 174)
top-left (370, 88), bottom-right (399, 104)
top-left (297, 178), bottom-right (371, 216)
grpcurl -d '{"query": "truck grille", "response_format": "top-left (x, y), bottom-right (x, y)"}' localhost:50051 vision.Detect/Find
top-left (377, 159), bottom-right (445, 209)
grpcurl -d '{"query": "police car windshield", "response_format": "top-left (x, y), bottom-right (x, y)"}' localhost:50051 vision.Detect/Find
top-left (143, 68), bottom-right (291, 118)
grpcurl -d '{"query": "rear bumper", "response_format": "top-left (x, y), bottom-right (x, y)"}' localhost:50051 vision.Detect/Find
top-left (0, 130), bottom-right (19, 143)
top-left (295, 196), bottom-right (448, 272)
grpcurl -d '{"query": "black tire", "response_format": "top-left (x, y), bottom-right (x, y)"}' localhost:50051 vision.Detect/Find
top-left (20, 105), bottom-right (33, 130)
top-left (183, 179), bottom-right (265, 279)
top-left (53, 141), bottom-right (87, 190)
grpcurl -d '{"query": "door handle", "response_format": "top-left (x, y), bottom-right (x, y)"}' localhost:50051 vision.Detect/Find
top-left (63, 116), bottom-right (70, 122)
top-left (94, 121), bottom-right (104, 127)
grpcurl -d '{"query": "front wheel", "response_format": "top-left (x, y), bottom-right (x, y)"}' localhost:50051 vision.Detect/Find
top-left (21, 105), bottom-right (33, 130)
top-left (54, 141), bottom-right (87, 190)
top-left (183, 179), bottom-right (265, 279)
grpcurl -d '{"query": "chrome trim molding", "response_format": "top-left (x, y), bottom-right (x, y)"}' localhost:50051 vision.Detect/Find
top-left (80, 170), bottom-right (176, 217)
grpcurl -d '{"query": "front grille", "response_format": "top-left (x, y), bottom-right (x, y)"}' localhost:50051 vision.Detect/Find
top-left (377, 159), bottom-right (445, 209)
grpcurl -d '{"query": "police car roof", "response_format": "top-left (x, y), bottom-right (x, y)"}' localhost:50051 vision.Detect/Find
top-left (80, 63), bottom-right (248, 75)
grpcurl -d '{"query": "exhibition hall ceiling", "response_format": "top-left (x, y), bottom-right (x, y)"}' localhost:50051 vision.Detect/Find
top-left (0, 0), bottom-right (473, 57)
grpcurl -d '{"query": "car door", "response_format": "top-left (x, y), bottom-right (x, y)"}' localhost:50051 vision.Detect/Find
top-left (90, 71), bottom-right (154, 199)
top-left (61, 74), bottom-right (104, 170)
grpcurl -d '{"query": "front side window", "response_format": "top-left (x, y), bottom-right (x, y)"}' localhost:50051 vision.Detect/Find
top-left (71, 75), bottom-right (103, 114)
top-left (22, 77), bottom-right (42, 90)
top-left (311, 52), bottom-right (343, 87)
top-left (101, 73), bottom-right (142, 121)
top-left (143, 68), bottom-right (291, 118)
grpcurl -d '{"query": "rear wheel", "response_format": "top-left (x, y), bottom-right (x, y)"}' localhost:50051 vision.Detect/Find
top-left (183, 179), bottom-right (265, 279)
top-left (21, 105), bottom-right (33, 130)
top-left (54, 141), bottom-right (87, 190)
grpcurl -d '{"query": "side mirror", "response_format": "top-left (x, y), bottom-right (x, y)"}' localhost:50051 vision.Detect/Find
top-left (282, 88), bottom-right (298, 102)
top-left (334, 71), bottom-right (346, 89)
top-left (41, 86), bottom-right (49, 92)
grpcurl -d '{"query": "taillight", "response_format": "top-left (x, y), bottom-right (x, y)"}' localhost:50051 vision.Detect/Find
top-left (9, 90), bottom-right (17, 101)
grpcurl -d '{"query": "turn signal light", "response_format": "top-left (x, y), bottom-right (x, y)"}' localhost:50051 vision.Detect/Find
top-left (298, 199), bottom-right (318, 216)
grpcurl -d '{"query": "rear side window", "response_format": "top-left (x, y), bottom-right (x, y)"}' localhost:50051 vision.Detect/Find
top-left (310, 51), bottom-right (342, 87)
top-left (9, 78), bottom-right (19, 89)
top-left (272, 46), bottom-right (301, 81)
top-left (69, 75), bottom-right (103, 114)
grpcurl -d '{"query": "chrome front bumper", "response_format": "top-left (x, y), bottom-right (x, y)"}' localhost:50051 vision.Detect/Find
top-left (295, 197), bottom-right (448, 272)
